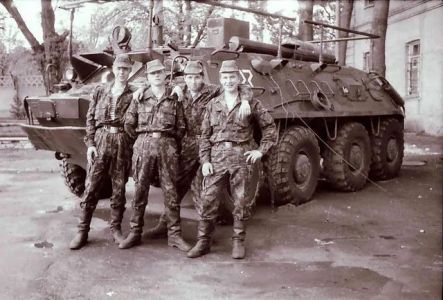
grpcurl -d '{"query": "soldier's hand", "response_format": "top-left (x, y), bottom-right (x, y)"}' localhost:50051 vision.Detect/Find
top-left (238, 100), bottom-right (251, 119)
top-left (171, 85), bottom-right (184, 101)
top-left (87, 146), bottom-right (98, 164)
top-left (202, 162), bottom-right (214, 177)
top-left (133, 86), bottom-right (147, 102)
top-left (244, 150), bottom-right (263, 164)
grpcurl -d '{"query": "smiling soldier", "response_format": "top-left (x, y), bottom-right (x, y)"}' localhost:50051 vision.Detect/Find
top-left (188, 60), bottom-right (277, 259)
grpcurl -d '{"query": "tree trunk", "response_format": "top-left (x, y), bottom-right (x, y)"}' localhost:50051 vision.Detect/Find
top-left (337, 0), bottom-right (354, 66)
top-left (153, 0), bottom-right (164, 47)
top-left (298, 0), bottom-right (314, 41)
top-left (41, 0), bottom-right (68, 93)
top-left (184, 0), bottom-right (192, 46)
top-left (371, 0), bottom-right (389, 76)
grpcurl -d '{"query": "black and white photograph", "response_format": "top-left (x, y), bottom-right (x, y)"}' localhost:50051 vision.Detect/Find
top-left (0, 0), bottom-right (442, 299)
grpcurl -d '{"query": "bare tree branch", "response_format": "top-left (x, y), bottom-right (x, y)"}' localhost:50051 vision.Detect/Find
top-left (0, 0), bottom-right (43, 52)
top-left (191, 5), bottom-right (214, 47)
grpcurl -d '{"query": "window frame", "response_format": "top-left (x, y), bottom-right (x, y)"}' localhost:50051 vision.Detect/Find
top-left (405, 39), bottom-right (421, 98)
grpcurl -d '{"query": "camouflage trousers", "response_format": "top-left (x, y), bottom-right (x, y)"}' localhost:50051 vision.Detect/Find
top-left (200, 140), bottom-right (259, 222)
top-left (81, 127), bottom-right (132, 211)
top-left (176, 135), bottom-right (204, 213)
top-left (130, 133), bottom-right (180, 232)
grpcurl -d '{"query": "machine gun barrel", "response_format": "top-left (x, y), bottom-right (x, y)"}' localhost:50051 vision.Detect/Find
top-left (228, 37), bottom-right (336, 64)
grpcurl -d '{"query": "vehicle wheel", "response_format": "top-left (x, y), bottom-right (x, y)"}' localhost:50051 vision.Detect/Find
top-left (59, 158), bottom-right (112, 199)
top-left (370, 118), bottom-right (404, 180)
top-left (60, 159), bottom-right (86, 198)
top-left (270, 126), bottom-right (321, 205)
top-left (323, 122), bottom-right (371, 191)
top-left (254, 149), bottom-right (275, 205)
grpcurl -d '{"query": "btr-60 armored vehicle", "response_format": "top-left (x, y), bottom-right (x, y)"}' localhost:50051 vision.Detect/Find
top-left (21, 4), bottom-right (404, 206)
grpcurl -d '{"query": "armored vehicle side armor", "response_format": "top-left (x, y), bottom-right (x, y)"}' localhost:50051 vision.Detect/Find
top-left (21, 16), bottom-right (404, 206)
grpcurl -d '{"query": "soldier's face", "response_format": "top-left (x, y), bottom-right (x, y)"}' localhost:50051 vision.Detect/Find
top-left (113, 66), bottom-right (131, 83)
top-left (220, 72), bottom-right (240, 93)
top-left (184, 74), bottom-right (204, 92)
top-left (147, 70), bottom-right (166, 87)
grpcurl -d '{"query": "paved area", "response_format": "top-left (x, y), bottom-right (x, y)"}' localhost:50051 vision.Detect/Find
top-left (0, 132), bottom-right (441, 299)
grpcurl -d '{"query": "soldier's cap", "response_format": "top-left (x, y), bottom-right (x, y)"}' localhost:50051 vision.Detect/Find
top-left (219, 60), bottom-right (239, 73)
top-left (184, 60), bottom-right (204, 75)
top-left (146, 59), bottom-right (165, 74)
top-left (113, 54), bottom-right (133, 69)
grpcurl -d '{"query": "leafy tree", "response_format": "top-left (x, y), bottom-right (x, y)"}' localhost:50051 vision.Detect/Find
top-left (313, 0), bottom-right (336, 52)
top-left (0, 0), bottom-right (68, 94)
top-left (9, 72), bottom-right (26, 119)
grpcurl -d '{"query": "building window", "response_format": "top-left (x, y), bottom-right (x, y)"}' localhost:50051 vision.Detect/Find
top-left (406, 40), bottom-right (420, 97)
top-left (363, 51), bottom-right (371, 72)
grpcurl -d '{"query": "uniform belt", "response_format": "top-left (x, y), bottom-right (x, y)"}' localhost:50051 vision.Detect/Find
top-left (102, 125), bottom-right (123, 134)
top-left (147, 132), bottom-right (169, 138)
top-left (217, 141), bottom-right (247, 148)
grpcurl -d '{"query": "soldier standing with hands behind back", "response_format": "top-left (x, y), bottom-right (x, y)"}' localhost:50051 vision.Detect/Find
top-left (70, 54), bottom-right (135, 250)
top-left (188, 60), bottom-right (277, 259)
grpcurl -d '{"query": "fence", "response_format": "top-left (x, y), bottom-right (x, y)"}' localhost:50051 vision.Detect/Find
top-left (0, 75), bottom-right (46, 119)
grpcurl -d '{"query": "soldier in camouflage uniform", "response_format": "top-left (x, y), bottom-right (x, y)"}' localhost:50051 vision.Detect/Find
top-left (187, 60), bottom-right (277, 259)
top-left (70, 54), bottom-right (135, 250)
top-left (142, 60), bottom-right (252, 239)
top-left (119, 59), bottom-right (190, 251)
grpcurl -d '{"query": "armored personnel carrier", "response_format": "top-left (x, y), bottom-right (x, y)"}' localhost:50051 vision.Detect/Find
top-left (21, 6), bottom-right (404, 206)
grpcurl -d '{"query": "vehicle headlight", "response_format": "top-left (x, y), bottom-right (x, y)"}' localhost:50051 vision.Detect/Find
top-left (65, 68), bottom-right (77, 81)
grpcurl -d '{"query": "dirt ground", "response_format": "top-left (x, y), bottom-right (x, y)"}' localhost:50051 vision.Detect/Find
top-left (0, 132), bottom-right (441, 300)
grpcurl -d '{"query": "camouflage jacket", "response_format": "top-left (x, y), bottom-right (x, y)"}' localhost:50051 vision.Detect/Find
top-left (124, 86), bottom-right (186, 140)
top-left (182, 83), bottom-right (253, 137)
top-left (199, 95), bottom-right (277, 163)
top-left (85, 83), bottom-right (133, 147)
top-left (182, 83), bottom-right (221, 137)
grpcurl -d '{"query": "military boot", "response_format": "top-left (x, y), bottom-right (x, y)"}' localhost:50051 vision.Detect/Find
top-left (231, 220), bottom-right (246, 259)
top-left (110, 206), bottom-right (125, 244)
top-left (69, 206), bottom-right (95, 250)
top-left (144, 213), bottom-right (168, 239)
top-left (167, 209), bottom-right (192, 252)
top-left (187, 220), bottom-right (215, 258)
top-left (119, 206), bottom-right (145, 249)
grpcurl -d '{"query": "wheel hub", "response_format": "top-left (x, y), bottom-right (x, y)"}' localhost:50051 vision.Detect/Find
top-left (349, 144), bottom-right (363, 172)
top-left (294, 153), bottom-right (312, 185)
top-left (386, 138), bottom-right (399, 162)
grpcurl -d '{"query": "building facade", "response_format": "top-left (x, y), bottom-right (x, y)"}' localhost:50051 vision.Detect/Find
top-left (347, 0), bottom-right (443, 136)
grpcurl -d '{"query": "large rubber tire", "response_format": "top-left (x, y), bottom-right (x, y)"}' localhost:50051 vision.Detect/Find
top-left (323, 122), bottom-right (371, 191)
top-left (59, 158), bottom-right (112, 199)
top-left (269, 126), bottom-right (321, 205)
top-left (60, 159), bottom-right (86, 198)
top-left (370, 118), bottom-right (404, 180)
